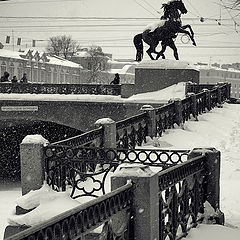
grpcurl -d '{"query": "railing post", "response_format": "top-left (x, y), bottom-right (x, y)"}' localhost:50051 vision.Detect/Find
top-left (186, 92), bottom-right (198, 121)
top-left (202, 89), bottom-right (211, 111)
top-left (140, 105), bottom-right (156, 138)
top-left (216, 83), bottom-right (223, 105)
top-left (20, 135), bottom-right (49, 195)
top-left (111, 164), bottom-right (159, 240)
top-left (188, 148), bottom-right (224, 225)
top-left (95, 118), bottom-right (116, 148)
top-left (169, 98), bottom-right (183, 128)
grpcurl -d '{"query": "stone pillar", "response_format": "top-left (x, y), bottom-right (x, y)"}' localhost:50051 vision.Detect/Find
top-left (188, 148), bottom-right (224, 225)
top-left (186, 92), bottom-right (197, 121)
top-left (95, 118), bottom-right (116, 148)
top-left (169, 98), bottom-right (183, 128)
top-left (111, 164), bottom-right (159, 240)
top-left (140, 105), bottom-right (156, 138)
top-left (20, 135), bottom-right (49, 195)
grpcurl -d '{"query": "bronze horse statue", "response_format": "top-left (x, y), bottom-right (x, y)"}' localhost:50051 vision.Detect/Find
top-left (133, 0), bottom-right (196, 61)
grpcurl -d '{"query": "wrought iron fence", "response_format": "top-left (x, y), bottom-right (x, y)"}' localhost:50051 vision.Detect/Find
top-left (155, 102), bottom-right (176, 137)
top-left (185, 83), bottom-right (216, 94)
top-left (158, 154), bottom-right (206, 239)
top-left (0, 82), bottom-right (121, 96)
top-left (181, 97), bottom-right (192, 123)
top-left (52, 127), bottom-right (104, 148)
top-left (116, 112), bottom-right (148, 149)
top-left (196, 92), bottom-right (207, 115)
top-left (5, 182), bottom-right (133, 240)
top-left (44, 145), bottom-right (189, 199)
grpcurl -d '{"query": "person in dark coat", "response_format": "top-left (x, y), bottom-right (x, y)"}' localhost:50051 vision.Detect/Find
top-left (11, 76), bottom-right (18, 83)
top-left (0, 71), bottom-right (10, 82)
top-left (110, 73), bottom-right (120, 85)
top-left (20, 73), bottom-right (28, 83)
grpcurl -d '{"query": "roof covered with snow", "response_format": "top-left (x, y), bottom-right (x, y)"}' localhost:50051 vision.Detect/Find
top-left (0, 49), bottom-right (82, 68)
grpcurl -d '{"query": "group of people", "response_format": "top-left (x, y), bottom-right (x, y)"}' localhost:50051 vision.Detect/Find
top-left (0, 72), bottom-right (28, 83)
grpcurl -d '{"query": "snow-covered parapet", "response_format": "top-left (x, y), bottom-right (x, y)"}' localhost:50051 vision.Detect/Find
top-left (21, 134), bottom-right (49, 146)
top-left (7, 182), bottom-right (80, 227)
top-left (136, 59), bottom-right (199, 71)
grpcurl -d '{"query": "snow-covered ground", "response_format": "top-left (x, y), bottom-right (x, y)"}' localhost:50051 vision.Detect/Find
top-left (1, 84), bottom-right (240, 239)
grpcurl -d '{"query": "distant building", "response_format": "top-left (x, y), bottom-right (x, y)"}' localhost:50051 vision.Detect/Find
top-left (0, 49), bottom-right (83, 84)
top-left (197, 64), bottom-right (240, 98)
top-left (71, 48), bottom-right (110, 71)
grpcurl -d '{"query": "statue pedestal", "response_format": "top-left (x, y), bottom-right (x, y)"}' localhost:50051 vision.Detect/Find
top-left (134, 59), bottom-right (199, 94)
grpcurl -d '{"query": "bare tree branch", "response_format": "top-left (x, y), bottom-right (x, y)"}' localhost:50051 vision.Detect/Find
top-left (46, 35), bottom-right (80, 60)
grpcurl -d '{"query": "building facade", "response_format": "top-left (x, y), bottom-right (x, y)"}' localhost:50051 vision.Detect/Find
top-left (0, 49), bottom-right (83, 84)
top-left (198, 65), bottom-right (240, 98)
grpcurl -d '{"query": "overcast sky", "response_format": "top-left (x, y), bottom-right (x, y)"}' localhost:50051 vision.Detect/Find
top-left (0, 0), bottom-right (239, 64)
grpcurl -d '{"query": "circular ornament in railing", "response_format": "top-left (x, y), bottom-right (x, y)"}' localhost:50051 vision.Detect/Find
top-left (106, 149), bottom-right (117, 161)
top-left (66, 149), bottom-right (74, 158)
top-left (148, 151), bottom-right (159, 163)
top-left (127, 150), bottom-right (138, 162)
top-left (159, 152), bottom-right (170, 163)
top-left (45, 147), bottom-right (54, 157)
top-left (170, 152), bottom-right (181, 164)
top-left (137, 150), bottom-right (148, 163)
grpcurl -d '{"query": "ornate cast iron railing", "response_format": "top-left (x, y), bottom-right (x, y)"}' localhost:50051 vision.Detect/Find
top-left (181, 97), bottom-right (192, 123)
top-left (210, 88), bottom-right (218, 109)
top-left (196, 92), bottom-right (207, 115)
top-left (185, 83), bottom-right (216, 94)
top-left (155, 102), bottom-right (176, 137)
top-left (44, 145), bottom-right (189, 199)
top-left (116, 112), bottom-right (148, 149)
top-left (0, 82), bottom-right (121, 96)
top-left (52, 127), bottom-right (104, 148)
top-left (158, 154), bottom-right (206, 239)
top-left (5, 182), bottom-right (133, 240)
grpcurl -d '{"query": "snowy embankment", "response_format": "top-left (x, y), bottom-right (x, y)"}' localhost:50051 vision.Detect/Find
top-left (0, 82), bottom-right (186, 104)
top-left (1, 83), bottom-right (240, 239)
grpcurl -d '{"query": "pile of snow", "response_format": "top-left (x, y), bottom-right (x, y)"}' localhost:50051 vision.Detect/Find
top-left (136, 59), bottom-right (198, 70)
top-left (7, 182), bottom-right (80, 227)
top-left (128, 82), bottom-right (186, 102)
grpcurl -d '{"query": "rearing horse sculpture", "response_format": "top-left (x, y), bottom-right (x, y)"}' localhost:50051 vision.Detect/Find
top-left (133, 0), bottom-right (196, 61)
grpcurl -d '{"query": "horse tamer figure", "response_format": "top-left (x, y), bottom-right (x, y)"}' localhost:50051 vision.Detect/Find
top-left (133, 0), bottom-right (196, 61)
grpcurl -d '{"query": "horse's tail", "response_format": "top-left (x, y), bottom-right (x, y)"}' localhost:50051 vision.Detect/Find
top-left (133, 33), bottom-right (143, 62)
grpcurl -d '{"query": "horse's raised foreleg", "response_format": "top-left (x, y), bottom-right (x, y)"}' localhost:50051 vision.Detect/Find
top-left (178, 27), bottom-right (196, 46)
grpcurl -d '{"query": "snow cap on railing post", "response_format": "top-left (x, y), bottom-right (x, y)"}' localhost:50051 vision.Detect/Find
top-left (94, 118), bottom-right (116, 148)
top-left (187, 148), bottom-right (225, 225)
top-left (140, 105), bottom-right (156, 138)
top-left (111, 164), bottom-right (159, 240)
top-left (168, 98), bottom-right (183, 128)
top-left (20, 135), bottom-right (49, 195)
